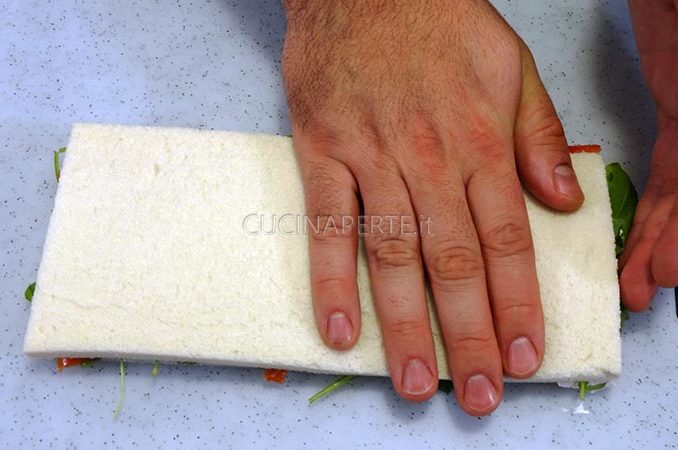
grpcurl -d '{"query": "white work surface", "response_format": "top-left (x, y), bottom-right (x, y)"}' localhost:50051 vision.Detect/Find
top-left (1, 1), bottom-right (676, 448)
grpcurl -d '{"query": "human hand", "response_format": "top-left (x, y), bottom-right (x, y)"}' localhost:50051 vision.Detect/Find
top-left (282, 0), bottom-right (583, 415)
top-left (621, 0), bottom-right (678, 310)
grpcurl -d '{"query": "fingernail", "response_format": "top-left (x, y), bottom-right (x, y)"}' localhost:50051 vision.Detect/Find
top-left (554, 164), bottom-right (582, 199)
top-left (402, 358), bottom-right (434, 395)
top-left (327, 312), bottom-right (352, 346)
top-left (507, 336), bottom-right (539, 376)
top-left (464, 374), bottom-right (498, 411)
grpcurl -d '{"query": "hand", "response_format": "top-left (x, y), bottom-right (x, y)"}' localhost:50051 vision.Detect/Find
top-left (282, 0), bottom-right (583, 416)
top-left (621, 1), bottom-right (678, 310)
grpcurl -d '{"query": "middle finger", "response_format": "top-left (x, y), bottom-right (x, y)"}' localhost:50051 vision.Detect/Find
top-left (402, 149), bottom-right (504, 416)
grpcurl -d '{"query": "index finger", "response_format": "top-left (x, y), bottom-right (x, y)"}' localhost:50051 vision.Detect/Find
top-left (298, 151), bottom-right (362, 349)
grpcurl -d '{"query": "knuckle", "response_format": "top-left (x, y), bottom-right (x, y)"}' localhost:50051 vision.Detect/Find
top-left (305, 160), bottom-right (342, 198)
top-left (447, 333), bottom-right (496, 355)
top-left (408, 113), bottom-right (445, 158)
top-left (356, 118), bottom-right (387, 155)
top-left (404, 113), bottom-right (450, 182)
top-left (519, 109), bottom-right (566, 148)
top-left (464, 120), bottom-right (508, 164)
top-left (360, 150), bottom-right (399, 177)
top-left (428, 241), bottom-right (484, 283)
top-left (308, 214), bottom-right (355, 243)
top-left (537, 114), bottom-right (566, 141)
top-left (480, 219), bottom-right (533, 259)
top-left (384, 318), bottom-right (429, 339)
top-left (303, 123), bottom-right (346, 154)
top-left (303, 162), bottom-right (356, 244)
top-left (311, 274), bottom-right (354, 291)
top-left (369, 236), bottom-right (420, 271)
top-left (495, 300), bottom-right (540, 321)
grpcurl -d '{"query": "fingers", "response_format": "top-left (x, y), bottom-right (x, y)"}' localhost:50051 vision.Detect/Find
top-left (618, 180), bottom-right (660, 270)
top-left (619, 194), bottom-right (674, 311)
top-left (355, 163), bottom-right (438, 402)
top-left (514, 41), bottom-right (584, 211)
top-left (650, 130), bottom-right (678, 287)
top-left (619, 124), bottom-right (678, 309)
top-left (402, 158), bottom-right (503, 416)
top-left (298, 149), bottom-right (361, 349)
top-left (651, 200), bottom-right (678, 287)
top-left (465, 163), bottom-right (544, 379)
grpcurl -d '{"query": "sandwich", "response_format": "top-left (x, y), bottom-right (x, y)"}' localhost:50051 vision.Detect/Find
top-left (23, 123), bottom-right (623, 389)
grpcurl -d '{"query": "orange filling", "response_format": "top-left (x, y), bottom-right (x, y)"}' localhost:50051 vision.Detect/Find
top-left (263, 368), bottom-right (288, 384)
top-left (569, 145), bottom-right (601, 154)
top-left (56, 358), bottom-right (91, 372)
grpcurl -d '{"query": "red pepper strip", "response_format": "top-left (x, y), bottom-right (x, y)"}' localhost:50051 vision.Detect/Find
top-left (56, 357), bottom-right (90, 372)
top-left (568, 145), bottom-right (602, 154)
top-left (263, 368), bottom-right (288, 384)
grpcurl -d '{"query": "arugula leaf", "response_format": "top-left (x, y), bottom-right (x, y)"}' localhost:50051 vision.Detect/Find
top-left (151, 361), bottom-right (160, 377)
top-left (620, 307), bottom-right (630, 327)
top-left (577, 381), bottom-right (606, 400)
top-left (578, 381), bottom-right (586, 400)
top-left (308, 375), bottom-right (355, 404)
top-left (606, 163), bottom-right (638, 256)
top-left (113, 360), bottom-right (126, 420)
top-left (24, 282), bottom-right (36, 302)
top-left (80, 358), bottom-right (99, 368)
top-left (53, 147), bottom-right (66, 183)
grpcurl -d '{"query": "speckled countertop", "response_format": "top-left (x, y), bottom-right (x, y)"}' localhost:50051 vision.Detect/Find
top-left (1, 1), bottom-right (677, 448)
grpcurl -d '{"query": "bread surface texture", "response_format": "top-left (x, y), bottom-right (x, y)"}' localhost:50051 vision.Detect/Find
top-left (23, 123), bottom-right (621, 383)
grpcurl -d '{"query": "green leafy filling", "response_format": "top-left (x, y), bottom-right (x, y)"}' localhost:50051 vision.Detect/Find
top-left (53, 147), bottom-right (66, 182)
top-left (577, 381), bottom-right (606, 401)
top-left (24, 282), bottom-right (36, 302)
top-left (80, 358), bottom-right (100, 368)
top-left (113, 360), bottom-right (126, 420)
top-left (151, 361), bottom-right (160, 377)
top-left (606, 163), bottom-right (638, 256)
top-left (308, 375), bottom-right (355, 404)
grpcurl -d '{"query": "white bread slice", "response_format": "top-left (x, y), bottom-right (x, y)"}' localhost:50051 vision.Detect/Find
top-left (23, 123), bottom-right (621, 383)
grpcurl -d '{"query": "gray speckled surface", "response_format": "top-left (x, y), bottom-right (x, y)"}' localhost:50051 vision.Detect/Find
top-left (1, 0), bottom-right (677, 448)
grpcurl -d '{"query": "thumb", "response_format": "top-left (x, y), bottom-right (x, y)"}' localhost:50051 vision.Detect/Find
top-left (514, 41), bottom-right (584, 211)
